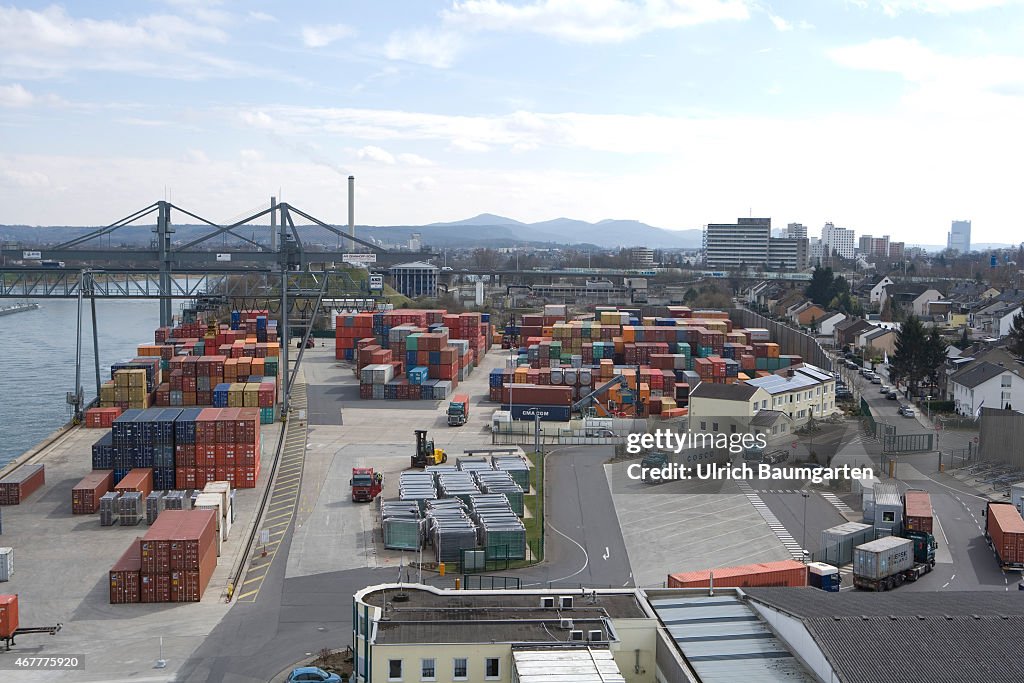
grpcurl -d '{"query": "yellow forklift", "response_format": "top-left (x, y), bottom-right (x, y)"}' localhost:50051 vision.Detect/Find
top-left (412, 429), bottom-right (448, 468)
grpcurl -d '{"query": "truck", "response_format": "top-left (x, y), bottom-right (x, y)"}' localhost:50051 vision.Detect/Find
top-left (639, 451), bottom-right (670, 485)
top-left (983, 501), bottom-right (1024, 570)
top-left (903, 489), bottom-right (933, 534)
top-left (807, 562), bottom-right (841, 592)
top-left (349, 468), bottom-right (383, 503)
top-left (447, 394), bottom-right (470, 427)
top-left (852, 536), bottom-right (933, 591)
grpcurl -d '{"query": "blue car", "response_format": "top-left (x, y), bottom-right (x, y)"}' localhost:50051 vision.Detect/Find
top-left (286, 667), bottom-right (341, 683)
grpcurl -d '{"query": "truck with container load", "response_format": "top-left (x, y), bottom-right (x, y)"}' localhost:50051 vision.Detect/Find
top-left (447, 394), bottom-right (470, 426)
top-left (983, 501), bottom-right (1024, 570)
top-left (853, 536), bottom-right (933, 591)
top-left (903, 489), bottom-right (933, 534)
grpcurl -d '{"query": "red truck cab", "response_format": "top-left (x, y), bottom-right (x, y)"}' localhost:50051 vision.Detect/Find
top-left (350, 468), bottom-right (383, 502)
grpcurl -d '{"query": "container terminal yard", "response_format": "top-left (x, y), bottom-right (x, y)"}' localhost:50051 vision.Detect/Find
top-left (1, 287), bottom-right (1023, 683)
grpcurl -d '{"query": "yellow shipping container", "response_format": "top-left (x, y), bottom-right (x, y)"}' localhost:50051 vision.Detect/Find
top-left (243, 384), bottom-right (260, 407)
top-left (228, 383), bottom-right (246, 408)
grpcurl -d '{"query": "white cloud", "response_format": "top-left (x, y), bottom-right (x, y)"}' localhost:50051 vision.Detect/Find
top-left (357, 145), bottom-right (397, 164)
top-left (300, 24), bottom-right (354, 48)
top-left (240, 149), bottom-right (264, 162)
top-left (1, 169), bottom-right (50, 189)
top-left (248, 11), bottom-right (276, 22)
top-left (769, 14), bottom-right (792, 31)
top-left (410, 176), bottom-right (438, 191)
top-left (185, 149), bottom-right (209, 163)
top-left (451, 138), bottom-right (492, 152)
top-left (863, 0), bottom-right (1024, 15)
top-left (442, 0), bottom-right (751, 43)
top-left (397, 153), bottom-right (435, 166)
top-left (384, 28), bottom-right (464, 68)
top-left (0, 83), bottom-right (34, 107)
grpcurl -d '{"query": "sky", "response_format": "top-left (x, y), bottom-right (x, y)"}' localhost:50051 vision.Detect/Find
top-left (1, 1), bottom-right (1024, 244)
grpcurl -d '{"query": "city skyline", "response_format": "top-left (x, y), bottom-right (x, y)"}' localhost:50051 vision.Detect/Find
top-left (1, 1), bottom-right (1023, 242)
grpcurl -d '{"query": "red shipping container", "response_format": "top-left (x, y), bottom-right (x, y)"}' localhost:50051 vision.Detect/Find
top-left (169, 541), bottom-right (217, 602)
top-left (175, 468), bottom-right (197, 490)
top-left (72, 469), bottom-right (114, 514)
top-left (236, 465), bottom-right (258, 489)
top-left (0, 594), bottom-right (18, 638)
top-left (0, 464), bottom-right (46, 505)
top-left (140, 572), bottom-right (172, 603)
top-left (197, 467), bottom-right (216, 489)
top-left (196, 444), bottom-right (217, 468)
top-left (109, 540), bottom-right (143, 604)
top-left (196, 408), bottom-right (220, 443)
top-left (903, 490), bottom-right (934, 534)
top-left (987, 502), bottom-right (1024, 567)
top-left (115, 468), bottom-right (154, 499)
top-left (668, 560), bottom-right (808, 588)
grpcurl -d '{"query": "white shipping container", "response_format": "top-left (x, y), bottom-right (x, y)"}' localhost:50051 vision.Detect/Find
top-left (853, 536), bottom-right (914, 581)
top-left (0, 547), bottom-right (12, 582)
top-left (203, 481), bottom-right (232, 516)
top-left (194, 493), bottom-right (228, 541)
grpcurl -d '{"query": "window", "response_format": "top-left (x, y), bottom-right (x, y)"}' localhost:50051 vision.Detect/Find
top-left (453, 658), bottom-right (468, 679)
top-left (421, 658), bottom-right (436, 681)
top-left (730, 424), bottom-right (737, 434)
top-left (781, 424), bottom-right (787, 433)
top-left (485, 658), bottom-right (500, 679)
top-left (712, 422), bottom-right (719, 432)
top-left (883, 511), bottom-right (895, 522)
top-left (388, 659), bottom-right (403, 681)
top-left (816, 387), bottom-right (821, 396)
top-left (1002, 375), bottom-right (1012, 387)
top-left (700, 421), bottom-right (707, 431)
top-left (789, 394), bottom-right (794, 403)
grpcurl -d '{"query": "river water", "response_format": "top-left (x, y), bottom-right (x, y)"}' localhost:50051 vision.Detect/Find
top-left (0, 299), bottom-right (164, 467)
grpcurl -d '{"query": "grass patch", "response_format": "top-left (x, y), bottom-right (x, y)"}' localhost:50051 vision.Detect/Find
top-left (506, 450), bottom-right (544, 569)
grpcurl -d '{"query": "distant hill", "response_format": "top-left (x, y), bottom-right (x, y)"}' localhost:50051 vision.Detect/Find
top-left (0, 214), bottom-right (704, 250)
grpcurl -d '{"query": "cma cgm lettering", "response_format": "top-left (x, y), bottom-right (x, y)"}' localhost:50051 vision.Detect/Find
top-left (503, 404), bottom-right (571, 422)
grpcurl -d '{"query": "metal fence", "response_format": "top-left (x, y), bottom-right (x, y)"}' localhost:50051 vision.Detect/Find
top-left (729, 308), bottom-right (833, 372)
top-left (883, 433), bottom-right (933, 453)
top-left (461, 574), bottom-right (522, 590)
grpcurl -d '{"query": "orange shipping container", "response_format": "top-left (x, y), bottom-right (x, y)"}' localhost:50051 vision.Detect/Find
top-left (0, 594), bottom-right (19, 638)
top-left (667, 560), bottom-right (808, 588)
top-left (903, 490), bottom-right (933, 534)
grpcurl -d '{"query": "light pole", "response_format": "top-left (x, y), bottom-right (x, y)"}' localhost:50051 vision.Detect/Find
top-left (801, 491), bottom-right (810, 563)
top-left (926, 395), bottom-right (932, 422)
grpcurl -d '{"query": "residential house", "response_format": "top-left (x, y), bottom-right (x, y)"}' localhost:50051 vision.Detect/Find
top-left (939, 344), bottom-right (1024, 401)
top-left (861, 327), bottom-right (897, 358)
top-left (949, 360), bottom-right (1024, 416)
top-left (772, 289), bottom-right (807, 317)
top-left (793, 302), bottom-right (827, 327)
top-left (688, 383), bottom-right (772, 437)
top-left (868, 276), bottom-right (895, 304)
top-left (817, 312), bottom-right (847, 338)
top-left (911, 288), bottom-right (945, 317)
top-left (972, 296), bottom-right (1024, 338)
top-left (745, 364), bottom-right (839, 428)
top-left (878, 283), bottom-right (942, 315)
top-left (833, 318), bottom-right (875, 349)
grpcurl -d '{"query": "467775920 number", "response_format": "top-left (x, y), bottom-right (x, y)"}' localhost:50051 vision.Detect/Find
top-left (2, 656), bottom-right (84, 670)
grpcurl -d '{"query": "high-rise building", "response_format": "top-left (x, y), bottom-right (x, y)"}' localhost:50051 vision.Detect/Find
top-left (767, 237), bottom-right (808, 271)
top-left (409, 232), bottom-right (422, 251)
top-left (703, 218), bottom-right (771, 269)
top-left (948, 220), bottom-right (971, 253)
top-left (809, 238), bottom-right (825, 267)
top-left (857, 235), bottom-right (890, 260)
top-left (630, 246), bottom-right (655, 267)
top-left (821, 222), bottom-right (855, 260)
top-left (888, 242), bottom-right (905, 261)
top-left (785, 223), bottom-right (808, 240)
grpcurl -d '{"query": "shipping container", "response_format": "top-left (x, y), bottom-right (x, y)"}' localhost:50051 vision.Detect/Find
top-left (72, 470), bottom-right (114, 515)
top-left (872, 482), bottom-right (903, 535)
top-left (903, 490), bottom-right (934, 534)
top-left (115, 468), bottom-right (154, 499)
top-left (503, 404), bottom-right (572, 422)
top-left (0, 594), bottom-right (18, 639)
top-left (853, 536), bottom-right (914, 582)
top-left (667, 560), bottom-right (808, 588)
top-left (99, 491), bottom-right (121, 526)
top-left (986, 502), bottom-right (1024, 569)
top-left (0, 464), bottom-right (45, 505)
top-left (806, 562), bottom-right (841, 592)
top-left (819, 522), bottom-right (873, 566)
top-left (0, 547), bottom-right (12, 582)
top-left (109, 539), bottom-right (143, 604)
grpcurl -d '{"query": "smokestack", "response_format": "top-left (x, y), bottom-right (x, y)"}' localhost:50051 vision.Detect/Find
top-left (348, 175), bottom-right (355, 251)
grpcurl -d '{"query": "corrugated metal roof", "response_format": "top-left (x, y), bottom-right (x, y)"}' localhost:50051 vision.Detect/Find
top-left (650, 595), bottom-right (815, 683)
top-left (512, 649), bottom-right (626, 683)
top-left (871, 482), bottom-right (902, 508)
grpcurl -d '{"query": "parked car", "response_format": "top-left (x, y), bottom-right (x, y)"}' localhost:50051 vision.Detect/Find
top-left (879, 384), bottom-right (891, 393)
top-left (286, 668), bottom-right (341, 683)
top-left (871, 376), bottom-right (882, 384)
top-left (860, 368), bottom-right (873, 377)
top-left (887, 390), bottom-right (899, 400)
top-left (898, 405), bottom-right (916, 417)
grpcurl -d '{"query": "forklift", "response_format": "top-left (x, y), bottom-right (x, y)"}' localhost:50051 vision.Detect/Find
top-left (412, 429), bottom-right (448, 468)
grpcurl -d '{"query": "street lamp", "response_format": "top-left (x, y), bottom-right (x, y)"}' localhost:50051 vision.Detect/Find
top-left (926, 395), bottom-right (932, 421)
top-left (801, 491), bottom-right (810, 563)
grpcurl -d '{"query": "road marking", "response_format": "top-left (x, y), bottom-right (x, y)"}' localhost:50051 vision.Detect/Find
top-left (942, 582), bottom-right (949, 588)
top-left (241, 572), bottom-right (267, 586)
top-left (234, 588), bottom-right (259, 601)
top-left (603, 547), bottom-right (610, 560)
top-left (950, 574), bottom-right (955, 581)
top-left (935, 516), bottom-right (950, 547)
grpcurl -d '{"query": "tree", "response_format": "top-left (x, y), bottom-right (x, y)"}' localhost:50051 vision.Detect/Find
top-left (959, 326), bottom-right (970, 350)
top-left (1007, 310), bottom-right (1024, 358)
top-left (891, 315), bottom-right (947, 395)
top-left (806, 266), bottom-right (835, 306)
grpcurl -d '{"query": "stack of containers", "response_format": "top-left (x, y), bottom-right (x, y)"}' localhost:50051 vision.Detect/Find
top-left (118, 491), bottom-right (144, 526)
top-left (381, 501), bottom-right (422, 551)
top-left (146, 491), bottom-right (166, 524)
top-left (109, 539), bottom-right (142, 604)
top-left (134, 509), bottom-right (218, 603)
top-left (85, 407), bottom-right (124, 428)
top-left (425, 499), bottom-right (479, 563)
top-left (492, 455), bottom-right (531, 492)
top-left (335, 312), bottom-right (374, 361)
top-left (108, 368), bottom-right (151, 410)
